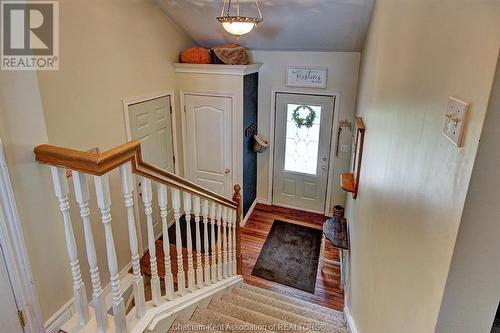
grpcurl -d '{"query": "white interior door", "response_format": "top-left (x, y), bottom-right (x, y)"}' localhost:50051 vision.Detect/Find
top-left (128, 95), bottom-right (175, 237)
top-left (273, 93), bottom-right (335, 213)
top-left (0, 245), bottom-right (23, 333)
top-left (184, 94), bottom-right (233, 197)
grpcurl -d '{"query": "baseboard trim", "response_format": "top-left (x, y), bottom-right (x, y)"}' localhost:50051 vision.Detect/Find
top-left (257, 197), bottom-right (271, 205)
top-left (45, 298), bottom-right (74, 333)
top-left (241, 198), bottom-right (258, 226)
top-left (46, 262), bottom-right (133, 333)
top-left (344, 306), bottom-right (359, 333)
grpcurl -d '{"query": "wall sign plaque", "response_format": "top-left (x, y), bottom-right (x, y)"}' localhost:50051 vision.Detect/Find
top-left (286, 66), bottom-right (328, 88)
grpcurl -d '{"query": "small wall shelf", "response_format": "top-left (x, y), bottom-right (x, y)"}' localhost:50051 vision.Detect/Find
top-left (340, 116), bottom-right (365, 199)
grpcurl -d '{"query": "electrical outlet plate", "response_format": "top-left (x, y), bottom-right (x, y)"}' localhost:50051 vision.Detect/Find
top-left (442, 96), bottom-right (470, 147)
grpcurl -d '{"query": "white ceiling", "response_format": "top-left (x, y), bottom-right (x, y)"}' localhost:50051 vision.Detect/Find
top-left (155, 0), bottom-right (374, 52)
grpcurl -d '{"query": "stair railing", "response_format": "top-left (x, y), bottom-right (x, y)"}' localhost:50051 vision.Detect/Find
top-left (34, 140), bottom-right (242, 332)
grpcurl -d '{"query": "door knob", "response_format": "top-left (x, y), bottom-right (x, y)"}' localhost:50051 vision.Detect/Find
top-left (225, 169), bottom-right (231, 174)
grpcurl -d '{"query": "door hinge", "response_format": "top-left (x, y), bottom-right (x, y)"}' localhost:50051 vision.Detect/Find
top-left (184, 105), bottom-right (187, 113)
top-left (18, 310), bottom-right (26, 328)
top-left (169, 105), bottom-right (173, 114)
top-left (173, 155), bottom-right (176, 165)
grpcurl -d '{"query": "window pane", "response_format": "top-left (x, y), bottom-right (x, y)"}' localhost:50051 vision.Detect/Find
top-left (284, 104), bottom-right (322, 175)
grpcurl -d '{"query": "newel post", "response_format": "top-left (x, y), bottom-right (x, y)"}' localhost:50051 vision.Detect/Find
top-left (232, 184), bottom-right (242, 274)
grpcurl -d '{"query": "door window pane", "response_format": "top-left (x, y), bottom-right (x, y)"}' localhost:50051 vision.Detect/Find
top-left (284, 104), bottom-right (322, 175)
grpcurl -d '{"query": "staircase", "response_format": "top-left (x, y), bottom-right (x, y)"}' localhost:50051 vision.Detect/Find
top-left (34, 140), bottom-right (347, 333)
top-left (169, 283), bottom-right (348, 333)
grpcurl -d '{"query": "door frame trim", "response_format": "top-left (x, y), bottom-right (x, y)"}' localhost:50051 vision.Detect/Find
top-left (0, 139), bottom-right (44, 332)
top-left (267, 89), bottom-right (341, 215)
top-left (179, 90), bottom-right (236, 195)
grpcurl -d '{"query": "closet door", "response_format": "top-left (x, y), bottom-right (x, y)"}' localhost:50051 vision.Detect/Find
top-left (183, 94), bottom-right (233, 197)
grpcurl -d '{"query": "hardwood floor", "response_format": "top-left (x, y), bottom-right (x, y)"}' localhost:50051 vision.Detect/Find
top-left (139, 203), bottom-right (344, 311)
top-left (241, 204), bottom-right (344, 311)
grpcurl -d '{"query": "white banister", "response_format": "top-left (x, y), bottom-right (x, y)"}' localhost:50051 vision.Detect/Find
top-left (119, 163), bottom-right (146, 318)
top-left (216, 204), bottom-right (223, 281)
top-left (141, 177), bottom-right (161, 306)
top-left (171, 188), bottom-right (185, 294)
top-left (193, 196), bottom-right (203, 288)
top-left (94, 174), bottom-right (127, 332)
top-left (210, 203), bottom-right (217, 284)
top-left (158, 184), bottom-right (175, 301)
top-left (222, 207), bottom-right (228, 279)
top-left (72, 171), bottom-right (108, 332)
top-left (232, 209), bottom-right (237, 275)
top-left (51, 167), bottom-right (90, 327)
top-left (227, 207), bottom-right (233, 277)
top-left (202, 199), bottom-right (211, 285)
top-left (183, 192), bottom-right (195, 291)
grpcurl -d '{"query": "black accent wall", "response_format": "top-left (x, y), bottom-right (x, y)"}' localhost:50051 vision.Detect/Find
top-left (243, 73), bottom-right (258, 216)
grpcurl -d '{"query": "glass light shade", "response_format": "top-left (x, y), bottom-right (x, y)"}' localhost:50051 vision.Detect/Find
top-left (222, 21), bottom-right (256, 36)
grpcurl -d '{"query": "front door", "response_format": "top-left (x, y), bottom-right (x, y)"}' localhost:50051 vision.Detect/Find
top-left (273, 93), bottom-right (334, 213)
top-left (184, 94), bottom-right (233, 197)
top-left (128, 95), bottom-right (175, 237)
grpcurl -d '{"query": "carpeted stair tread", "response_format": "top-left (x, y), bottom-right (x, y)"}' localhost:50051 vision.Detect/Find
top-left (190, 307), bottom-right (266, 333)
top-left (209, 299), bottom-right (316, 332)
top-left (241, 283), bottom-right (345, 321)
top-left (232, 286), bottom-right (345, 326)
top-left (169, 319), bottom-right (221, 333)
top-left (222, 292), bottom-right (346, 333)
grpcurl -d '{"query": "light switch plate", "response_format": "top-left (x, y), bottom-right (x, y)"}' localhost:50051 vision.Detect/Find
top-left (340, 144), bottom-right (349, 153)
top-left (442, 96), bottom-right (470, 147)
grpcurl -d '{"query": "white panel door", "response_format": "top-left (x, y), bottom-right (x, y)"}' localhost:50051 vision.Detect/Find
top-left (0, 245), bottom-right (23, 333)
top-left (129, 96), bottom-right (175, 237)
top-left (184, 94), bottom-right (232, 197)
top-left (273, 93), bottom-right (334, 213)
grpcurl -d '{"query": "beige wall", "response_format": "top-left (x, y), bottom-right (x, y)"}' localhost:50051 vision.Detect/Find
top-left (345, 1), bottom-right (500, 333)
top-left (17, 0), bottom-right (194, 322)
top-left (434, 56), bottom-right (500, 333)
top-left (249, 51), bottom-right (360, 212)
top-left (0, 70), bottom-right (67, 324)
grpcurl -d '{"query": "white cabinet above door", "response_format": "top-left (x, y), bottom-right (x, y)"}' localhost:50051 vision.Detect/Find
top-left (183, 94), bottom-right (233, 197)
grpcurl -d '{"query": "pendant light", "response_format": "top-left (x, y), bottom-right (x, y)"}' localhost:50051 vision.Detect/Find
top-left (217, 0), bottom-right (263, 37)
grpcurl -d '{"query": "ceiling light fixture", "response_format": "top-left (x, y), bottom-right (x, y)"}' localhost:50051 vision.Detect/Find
top-left (217, 0), bottom-right (263, 38)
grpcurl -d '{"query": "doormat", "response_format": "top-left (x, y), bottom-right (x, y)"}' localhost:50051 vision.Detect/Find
top-left (251, 220), bottom-right (322, 293)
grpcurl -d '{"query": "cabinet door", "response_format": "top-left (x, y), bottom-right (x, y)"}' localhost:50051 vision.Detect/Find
top-left (184, 94), bottom-right (233, 197)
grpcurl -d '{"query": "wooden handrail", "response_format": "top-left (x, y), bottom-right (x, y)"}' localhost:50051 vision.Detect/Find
top-left (34, 141), bottom-right (237, 209)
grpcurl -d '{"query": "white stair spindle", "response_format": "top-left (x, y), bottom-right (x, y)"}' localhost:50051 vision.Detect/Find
top-left (51, 167), bottom-right (90, 327)
top-left (202, 199), bottom-right (211, 285)
top-left (209, 203), bottom-right (217, 284)
top-left (227, 207), bottom-right (233, 277)
top-left (72, 171), bottom-right (108, 332)
top-left (216, 204), bottom-right (223, 281)
top-left (193, 196), bottom-right (203, 288)
top-left (94, 174), bottom-right (127, 332)
top-left (157, 184), bottom-right (175, 300)
top-left (222, 207), bottom-right (228, 279)
top-left (141, 177), bottom-right (161, 306)
top-left (171, 188), bottom-right (186, 294)
top-left (183, 192), bottom-right (195, 291)
top-left (119, 163), bottom-right (146, 318)
top-left (232, 209), bottom-right (237, 275)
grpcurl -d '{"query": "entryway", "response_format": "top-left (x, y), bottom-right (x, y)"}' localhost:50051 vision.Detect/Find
top-left (272, 93), bottom-right (335, 214)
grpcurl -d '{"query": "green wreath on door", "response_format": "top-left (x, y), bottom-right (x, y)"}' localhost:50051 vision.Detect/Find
top-left (292, 105), bottom-right (316, 128)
